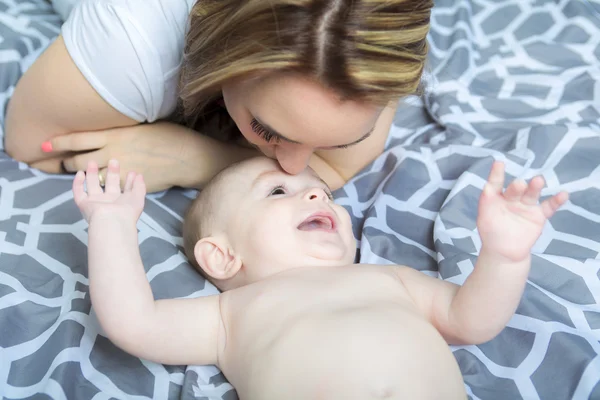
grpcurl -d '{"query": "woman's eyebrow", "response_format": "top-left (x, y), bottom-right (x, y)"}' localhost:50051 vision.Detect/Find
top-left (255, 117), bottom-right (374, 148)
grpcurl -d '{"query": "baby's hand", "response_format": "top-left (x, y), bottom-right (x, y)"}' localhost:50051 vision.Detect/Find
top-left (73, 159), bottom-right (146, 223)
top-left (477, 161), bottom-right (568, 262)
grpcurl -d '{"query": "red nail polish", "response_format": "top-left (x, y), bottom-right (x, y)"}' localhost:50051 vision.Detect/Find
top-left (41, 141), bottom-right (53, 153)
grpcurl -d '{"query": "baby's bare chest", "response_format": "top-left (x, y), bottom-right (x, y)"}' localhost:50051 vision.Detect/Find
top-left (215, 266), bottom-right (453, 397)
top-left (224, 265), bottom-right (408, 334)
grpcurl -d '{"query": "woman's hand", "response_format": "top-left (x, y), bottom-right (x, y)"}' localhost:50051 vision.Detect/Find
top-left (32, 121), bottom-right (259, 192)
top-left (33, 122), bottom-right (205, 192)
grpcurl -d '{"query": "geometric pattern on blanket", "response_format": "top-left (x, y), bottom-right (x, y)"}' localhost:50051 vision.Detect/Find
top-left (0, 1), bottom-right (233, 399)
top-left (337, 1), bottom-right (599, 399)
top-left (424, 2), bottom-right (600, 398)
top-left (1, 0), bottom-right (599, 400)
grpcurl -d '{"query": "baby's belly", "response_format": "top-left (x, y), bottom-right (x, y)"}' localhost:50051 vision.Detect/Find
top-left (237, 304), bottom-right (466, 400)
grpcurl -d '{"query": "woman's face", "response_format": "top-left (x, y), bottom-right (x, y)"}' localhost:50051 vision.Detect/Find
top-left (222, 73), bottom-right (382, 175)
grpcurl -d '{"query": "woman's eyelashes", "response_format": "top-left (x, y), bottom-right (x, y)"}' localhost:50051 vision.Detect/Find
top-left (250, 118), bottom-right (279, 144)
top-left (251, 117), bottom-right (353, 150)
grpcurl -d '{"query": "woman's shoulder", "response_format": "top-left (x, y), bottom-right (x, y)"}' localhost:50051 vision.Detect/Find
top-left (61, 0), bottom-right (199, 121)
top-left (100, 0), bottom-right (196, 34)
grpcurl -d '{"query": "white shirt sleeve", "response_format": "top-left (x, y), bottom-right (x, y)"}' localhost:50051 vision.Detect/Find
top-left (62, 0), bottom-right (184, 122)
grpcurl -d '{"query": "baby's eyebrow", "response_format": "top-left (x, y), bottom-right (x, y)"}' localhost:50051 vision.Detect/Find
top-left (251, 170), bottom-right (280, 188)
top-left (252, 170), bottom-right (332, 194)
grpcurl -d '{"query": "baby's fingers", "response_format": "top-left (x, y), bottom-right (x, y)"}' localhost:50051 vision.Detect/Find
top-left (504, 179), bottom-right (527, 202)
top-left (124, 172), bottom-right (137, 192)
top-left (486, 161), bottom-right (505, 194)
top-left (104, 160), bottom-right (121, 194)
top-left (72, 171), bottom-right (87, 205)
top-left (132, 174), bottom-right (147, 202)
top-left (522, 176), bottom-right (545, 205)
top-left (541, 191), bottom-right (569, 219)
top-left (85, 161), bottom-right (103, 196)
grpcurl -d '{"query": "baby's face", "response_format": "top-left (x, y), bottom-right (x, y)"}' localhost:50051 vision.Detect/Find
top-left (223, 158), bottom-right (356, 283)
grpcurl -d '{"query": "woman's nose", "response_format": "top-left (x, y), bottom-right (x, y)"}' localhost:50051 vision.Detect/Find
top-left (275, 144), bottom-right (313, 175)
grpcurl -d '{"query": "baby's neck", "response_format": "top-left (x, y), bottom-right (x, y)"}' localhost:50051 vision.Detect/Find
top-left (234, 263), bottom-right (350, 289)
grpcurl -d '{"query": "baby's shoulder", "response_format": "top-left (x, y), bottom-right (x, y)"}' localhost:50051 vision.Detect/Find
top-left (353, 263), bottom-right (410, 277)
top-left (350, 264), bottom-right (417, 291)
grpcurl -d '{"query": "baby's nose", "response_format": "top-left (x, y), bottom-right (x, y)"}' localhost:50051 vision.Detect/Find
top-left (304, 188), bottom-right (329, 202)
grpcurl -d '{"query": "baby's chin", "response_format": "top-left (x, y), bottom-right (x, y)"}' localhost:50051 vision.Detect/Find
top-left (304, 249), bottom-right (355, 267)
top-left (304, 238), bottom-right (355, 264)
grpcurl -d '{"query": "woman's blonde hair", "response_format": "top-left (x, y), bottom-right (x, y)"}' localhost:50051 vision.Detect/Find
top-left (179, 0), bottom-right (433, 134)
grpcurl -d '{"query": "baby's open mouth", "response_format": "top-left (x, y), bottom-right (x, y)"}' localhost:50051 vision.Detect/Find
top-left (297, 213), bottom-right (336, 232)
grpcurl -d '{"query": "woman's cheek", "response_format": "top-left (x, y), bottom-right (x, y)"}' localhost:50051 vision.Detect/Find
top-left (239, 127), bottom-right (260, 145)
top-left (256, 145), bottom-right (276, 158)
top-left (240, 131), bottom-right (276, 157)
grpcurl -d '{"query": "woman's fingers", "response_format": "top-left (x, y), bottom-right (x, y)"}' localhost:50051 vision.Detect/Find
top-left (30, 154), bottom-right (75, 174)
top-left (62, 148), bottom-right (108, 173)
top-left (42, 131), bottom-right (108, 154)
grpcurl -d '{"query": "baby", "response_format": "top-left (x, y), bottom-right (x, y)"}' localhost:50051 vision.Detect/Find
top-left (73, 157), bottom-right (568, 400)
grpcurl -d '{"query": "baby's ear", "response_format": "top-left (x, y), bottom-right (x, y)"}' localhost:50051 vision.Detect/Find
top-left (194, 235), bottom-right (242, 281)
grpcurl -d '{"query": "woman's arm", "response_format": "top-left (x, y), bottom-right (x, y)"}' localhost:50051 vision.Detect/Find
top-left (5, 34), bottom-right (392, 191)
top-left (4, 35), bottom-right (258, 191)
top-left (44, 121), bottom-right (260, 191)
top-left (4, 36), bottom-right (138, 166)
top-left (42, 118), bottom-right (379, 192)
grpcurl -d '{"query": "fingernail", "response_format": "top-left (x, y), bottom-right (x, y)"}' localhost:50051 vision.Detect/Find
top-left (41, 141), bottom-right (53, 153)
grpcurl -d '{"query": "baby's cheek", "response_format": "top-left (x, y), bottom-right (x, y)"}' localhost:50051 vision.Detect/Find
top-left (248, 229), bottom-right (300, 271)
top-left (252, 223), bottom-right (288, 251)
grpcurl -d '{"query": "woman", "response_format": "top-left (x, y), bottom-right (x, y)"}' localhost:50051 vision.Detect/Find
top-left (4, 0), bottom-right (432, 192)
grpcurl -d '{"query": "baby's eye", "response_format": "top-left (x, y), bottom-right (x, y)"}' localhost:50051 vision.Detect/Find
top-left (269, 186), bottom-right (287, 196)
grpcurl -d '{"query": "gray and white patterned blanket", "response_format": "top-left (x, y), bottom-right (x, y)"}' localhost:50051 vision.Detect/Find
top-left (1, 0), bottom-right (599, 399)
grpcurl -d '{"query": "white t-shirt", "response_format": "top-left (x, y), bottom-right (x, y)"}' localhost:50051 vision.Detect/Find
top-left (62, 0), bottom-right (197, 123)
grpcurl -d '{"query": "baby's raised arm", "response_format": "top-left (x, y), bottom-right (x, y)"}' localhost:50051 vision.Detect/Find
top-left (73, 160), bottom-right (221, 366)
top-left (395, 162), bottom-right (568, 345)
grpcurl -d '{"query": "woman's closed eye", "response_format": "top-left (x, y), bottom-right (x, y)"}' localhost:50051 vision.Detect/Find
top-left (251, 118), bottom-right (279, 144)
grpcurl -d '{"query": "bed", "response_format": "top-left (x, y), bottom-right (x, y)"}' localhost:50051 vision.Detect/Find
top-left (1, 0), bottom-right (599, 399)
